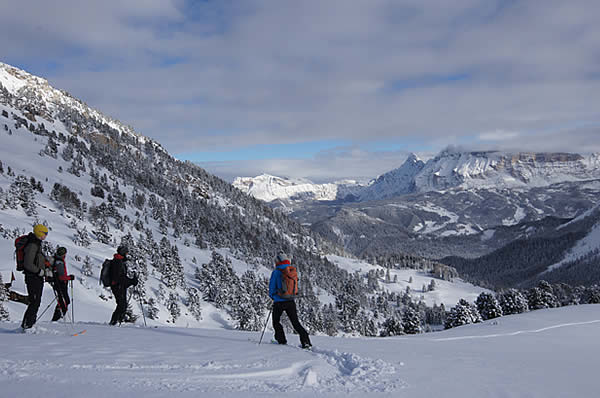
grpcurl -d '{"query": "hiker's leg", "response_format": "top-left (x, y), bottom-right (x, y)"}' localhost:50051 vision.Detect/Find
top-left (272, 302), bottom-right (287, 344)
top-left (110, 285), bottom-right (127, 325)
top-left (285, 301), bottom-right (311, 346)
top-left (22, 274), bottom-right (43, 328)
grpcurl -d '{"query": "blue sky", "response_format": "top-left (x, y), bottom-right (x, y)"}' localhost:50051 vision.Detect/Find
top-left (2, 0), bottom-right (599, 182)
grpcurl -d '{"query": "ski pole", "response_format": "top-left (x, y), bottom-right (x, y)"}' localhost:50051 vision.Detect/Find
top-left (137, 290), bottom-right (147, 327)
top-left (258, 307), bottom-right (273, 345)
top-left (36, 296), bottom-right (57, 322)
top-left (70, 279), bottom-right (74, 324)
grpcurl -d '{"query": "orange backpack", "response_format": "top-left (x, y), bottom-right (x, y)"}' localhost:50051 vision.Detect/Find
top-left (279, 265), bottom-right (299, 299)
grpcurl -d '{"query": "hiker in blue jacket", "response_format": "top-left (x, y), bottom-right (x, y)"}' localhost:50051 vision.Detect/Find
top-left (268, 252), bottom-right (312, 348)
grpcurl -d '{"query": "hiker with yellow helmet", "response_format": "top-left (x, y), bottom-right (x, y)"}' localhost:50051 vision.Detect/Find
top-left (21, 224), bottom-right (52, 330)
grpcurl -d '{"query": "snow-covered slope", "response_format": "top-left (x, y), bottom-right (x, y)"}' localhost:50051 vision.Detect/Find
top-left (1, 304), bottom-right (599, 397)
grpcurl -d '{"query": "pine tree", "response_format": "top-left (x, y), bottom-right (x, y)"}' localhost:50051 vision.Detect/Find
top-left (402, 307), bottom-right (422, 334)
top-left (145, 297), bottom-right (160, 320)
top-left (380, 316), bottom-right (403, 337)
top-left (527, 281), bottom-right (559, 310)
top-left (73, 226), bottom-right (91, 247)
top-left (445, 299), bottom-right (482, 329)
top-left (166, 292), bottom-right (181, 323)
top-left (0, 274), bottom-right (10, 321)
top-left (498, 289), bottom-right (529, 315)
top-left (81, 256), bottom-right (94, 277)
top-left (185, 288), bottom-right (202, 321)
top-left (475, 292), bottom-right (503, 320)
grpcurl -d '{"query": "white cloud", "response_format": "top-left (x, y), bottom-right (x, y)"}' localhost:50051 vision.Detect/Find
top-left (479, 130), bottom-right (521, 141)
top-left (1, 0), bottom-right (600, 180)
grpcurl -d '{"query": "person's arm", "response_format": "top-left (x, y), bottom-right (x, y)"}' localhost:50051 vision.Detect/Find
top-left (268, 270), bottom-right (280, 299)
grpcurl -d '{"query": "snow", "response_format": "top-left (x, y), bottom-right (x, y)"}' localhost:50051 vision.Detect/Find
top-left (546, 221), bottom-right (600, 272)
top-left (1, 305), bottom-right (599, 397)
top-left (327, 255), bottom-right (489, 308)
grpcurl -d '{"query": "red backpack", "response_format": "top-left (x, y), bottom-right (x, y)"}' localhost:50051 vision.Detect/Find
top-left (14, 235), bottom-right (30, 272)
top-left (279, 265), bottom-right (299, 299)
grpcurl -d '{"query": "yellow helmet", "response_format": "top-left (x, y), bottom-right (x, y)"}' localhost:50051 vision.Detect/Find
top-left (33, 224), bottom-right (49, 239)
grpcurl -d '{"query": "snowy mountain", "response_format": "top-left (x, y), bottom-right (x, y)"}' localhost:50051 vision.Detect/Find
top-left (235, 149), bottom-right (600, 205)
top-left (233, 174), bottom-right (365, 204)
top-left (2, 304), bottom-right (600, 397)
top-left (0, 61), bottom-right (491, 336)
top-left (236, 148), bottom-right (600, 268)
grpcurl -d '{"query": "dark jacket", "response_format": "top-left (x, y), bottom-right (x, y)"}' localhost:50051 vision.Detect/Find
top-left (53, 255), bottom-right (70, 282)
top-left (23, 233), bottom-right (46, 275)
top-left (110, 253), bottom-right (128, 286)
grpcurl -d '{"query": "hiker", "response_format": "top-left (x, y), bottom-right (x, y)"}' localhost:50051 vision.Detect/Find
top-left (20, 224), bottom-right (51, 329)
top-left (109, 245), bottom-right (138, 325)
top-left (50, 247), bottom-right (74, 321)
top-left (268, 251), bottom-right (312, 348)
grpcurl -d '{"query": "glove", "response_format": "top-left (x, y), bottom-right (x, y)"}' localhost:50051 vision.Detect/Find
top-left (131, 276), bottom-right (139, 287)
top-left (68, 275), bottom-right (75, 281)
top-left (38, 269), bottom-right (45, 277)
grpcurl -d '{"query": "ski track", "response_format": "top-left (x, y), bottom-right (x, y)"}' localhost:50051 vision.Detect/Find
top-left (430, 319), bottom-right (600, 341)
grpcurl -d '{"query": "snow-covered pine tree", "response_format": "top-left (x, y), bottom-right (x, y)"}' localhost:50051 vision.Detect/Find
top-left (322, 303), bottom-right (339, 336)
top-left (497, 289), bottom-right (529, 315)
top-left (380, 316), bottom-right (403, 337)
top-left (527, 281), bottom-right (559, 310)
top-left (81, 256), bottom-right (94, 277)
top-left (9, 175), bottom-right (37, 216)
top-left (145, 297), bottom-right (160, 320)
top-left (185, 287), bottom-right (202, 321)
top-left (583, 285), bottom-right (600, 304)
top-left (402, 307), bottom-right (422, 334)
top-left (475, 292), bottom-right (503, 320)
top-left (166, 292), bottom-right (181, 323)
top-left (445, 299), bottom-right (482, 329)
top-left (0, 273), bottom-right (10, 321)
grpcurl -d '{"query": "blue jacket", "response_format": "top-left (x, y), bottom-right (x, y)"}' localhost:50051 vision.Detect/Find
top-left (269, 263), bottom-right (293, 302)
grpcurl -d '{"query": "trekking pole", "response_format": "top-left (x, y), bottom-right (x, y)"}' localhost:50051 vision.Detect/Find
top-left (258, 307), bottom-right (273, 345)
top-left (36, 296), bottom-right (57, 322)
top-left (136, 289), bottom-right (147, 327)
top-left (70, 279), bottom-right (74, 324)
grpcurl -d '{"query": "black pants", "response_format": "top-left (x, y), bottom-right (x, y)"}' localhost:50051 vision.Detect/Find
top-left (110, 284), bottom-right (128, 325)
top-left (21, 273), bottom-right (44, 329)
top-left (272, 300), bottom-right (311, 346)
top-left (51, 281), bottom-right (70, 321)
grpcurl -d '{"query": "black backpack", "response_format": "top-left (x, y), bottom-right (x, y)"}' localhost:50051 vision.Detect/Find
top-left (100, 259), bottom-right (113, 287)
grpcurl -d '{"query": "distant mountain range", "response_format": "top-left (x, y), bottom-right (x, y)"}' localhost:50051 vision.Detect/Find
top-left (234, 148), bottom-right (600, 286)
top-left (235, 150), bottom-right (600, 204)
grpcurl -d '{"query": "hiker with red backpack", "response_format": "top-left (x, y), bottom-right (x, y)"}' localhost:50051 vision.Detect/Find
top-left (268, 251), bottom-right (312, 349)
top-left (19, 224), bottom-right (52, 330)
top-left (49, 247), bottom-right (75, 321)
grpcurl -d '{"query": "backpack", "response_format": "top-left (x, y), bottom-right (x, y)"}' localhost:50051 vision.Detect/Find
top-left (278, 265), bottom-right (299, 299)
top-left (14, 235), bottom-right (30, 272)
top-left (100, 259), bottom-right (113, 287)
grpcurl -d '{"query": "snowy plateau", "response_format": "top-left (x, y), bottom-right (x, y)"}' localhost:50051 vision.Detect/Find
top-left (2, 62), bottom-right (600, 397)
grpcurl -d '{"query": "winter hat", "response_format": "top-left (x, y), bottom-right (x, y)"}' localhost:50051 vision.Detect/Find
top-left (56, 247), bottom-right (67, 257)
top-left (33, 224), bottom-right (49, 239)
top-left (275, 251), bottom-right (290, 265)
top-left (117, 245), bottom-right (129, 256)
